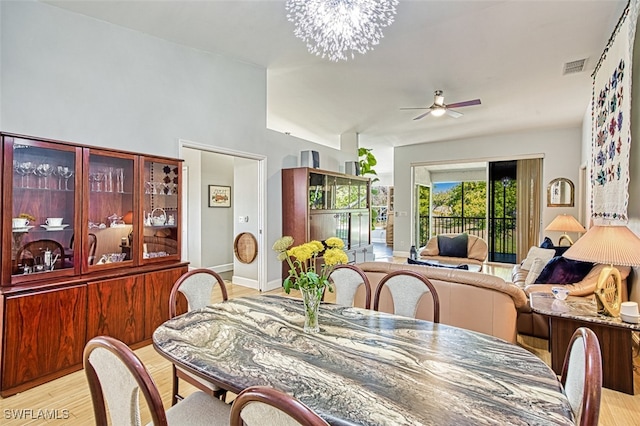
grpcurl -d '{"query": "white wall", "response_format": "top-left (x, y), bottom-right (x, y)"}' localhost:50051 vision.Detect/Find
top-left (233, 157), bottom-right (260, 287)
top-left (394, 127), bottom-right (582, 253)
top-left (0, 1), bottom-right (355, 287)
top-left (182, 147), bottom-right (202, 267)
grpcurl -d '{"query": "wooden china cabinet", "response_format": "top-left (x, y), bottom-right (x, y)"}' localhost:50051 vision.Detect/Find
top-left (281, 167), bottom-right (372, 279)
top-left (0, 132), bottom-right (187, 396)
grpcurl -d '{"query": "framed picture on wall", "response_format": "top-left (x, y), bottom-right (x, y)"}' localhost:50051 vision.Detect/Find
top-left (208, 185), bottom-right (231, 208)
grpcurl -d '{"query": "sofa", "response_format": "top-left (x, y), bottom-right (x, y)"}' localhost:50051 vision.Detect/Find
top-left (418, 233), bottom-right (488, 270)
top-left (355, 262), bottom-right (528, 343)
top-left (513, 262), bottom-right (631, 339)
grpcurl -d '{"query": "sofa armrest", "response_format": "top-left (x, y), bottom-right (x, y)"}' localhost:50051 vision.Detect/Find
top-left (523, 263), bottom-right (631, 298)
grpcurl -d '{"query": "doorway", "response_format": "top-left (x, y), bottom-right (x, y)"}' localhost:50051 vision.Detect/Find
top-left (487, 161), bottom-right (517, 263)
top-left (179, 140), bottom-right (266, 290)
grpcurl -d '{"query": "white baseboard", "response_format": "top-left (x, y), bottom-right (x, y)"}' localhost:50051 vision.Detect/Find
top-left (263, 278), bottom-right (283, 292)
top-left (232, 275), bottom-right (259, 290)
top-left (190, 263), bottom-right (233, 273)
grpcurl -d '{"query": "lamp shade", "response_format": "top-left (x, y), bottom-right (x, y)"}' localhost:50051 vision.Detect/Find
top-left (563, 225), bottom-right (640, 266)
top-left (545, 214), bottom-right (586, 233)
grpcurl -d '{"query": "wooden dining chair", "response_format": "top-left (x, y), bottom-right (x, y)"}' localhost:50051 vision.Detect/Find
top-left (230, 386), bottom-right (329, 426)
top-left (169, 268), bottom-right (229, 405)
top-left (17, 239), bottom-right (65, 270)
top-left (83, 335), bottom-right (230, 426)
top-left (560, 327), bottom-right (602, 426)
top-left (66, 233), bottom-right (97, 265)
top-left (373, 270), bottom-right (440, 322)
top-left (327, 264), bottom-right (372, 309)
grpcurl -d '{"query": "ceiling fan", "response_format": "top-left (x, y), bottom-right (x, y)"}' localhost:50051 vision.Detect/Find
top-left (401, 90), bottom-right (481, 120)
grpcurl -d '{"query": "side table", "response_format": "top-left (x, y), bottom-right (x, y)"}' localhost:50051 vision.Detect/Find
top-left (530, 293), bottom-right (639, 395)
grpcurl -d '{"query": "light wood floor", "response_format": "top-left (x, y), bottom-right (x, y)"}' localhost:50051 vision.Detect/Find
top-left (1, 282), bottom-right (638, 425)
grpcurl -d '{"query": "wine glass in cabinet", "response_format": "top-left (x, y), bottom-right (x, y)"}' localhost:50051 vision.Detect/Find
top-left (2, 135), bottom-right (82, 285)
top-left (83, 149), bottom-right (137, 272)
top-left (139, 156), bottom-right (181, 263)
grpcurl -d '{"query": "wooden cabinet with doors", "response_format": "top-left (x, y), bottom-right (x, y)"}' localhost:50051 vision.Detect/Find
top-left (0, 132), bottom-right (186, 396)
top-left (282, 167), bottom-right (371, 277)
top-left (1, 284), bottom-right (87, 394)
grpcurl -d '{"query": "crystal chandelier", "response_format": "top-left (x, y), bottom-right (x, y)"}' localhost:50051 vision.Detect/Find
top-left (285, 0), bottom-right (399, 62)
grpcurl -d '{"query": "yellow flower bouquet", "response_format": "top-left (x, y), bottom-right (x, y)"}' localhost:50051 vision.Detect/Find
top-left (272, 236), bottom-right (348, 332)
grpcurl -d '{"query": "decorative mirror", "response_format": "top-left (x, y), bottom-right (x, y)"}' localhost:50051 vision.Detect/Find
top-left (547, 178), bottom-right (574, 207)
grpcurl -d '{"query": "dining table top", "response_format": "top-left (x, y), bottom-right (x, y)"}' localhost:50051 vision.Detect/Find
top-left (153, 295), bottom-right (574, 426)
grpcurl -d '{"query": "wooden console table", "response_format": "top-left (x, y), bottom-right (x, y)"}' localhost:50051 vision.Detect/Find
top-left (530, 293), bottom-right (639, 395)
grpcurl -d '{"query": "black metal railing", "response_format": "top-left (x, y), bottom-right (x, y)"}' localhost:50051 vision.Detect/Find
top-left (418, 216), bottom-right (516, 262)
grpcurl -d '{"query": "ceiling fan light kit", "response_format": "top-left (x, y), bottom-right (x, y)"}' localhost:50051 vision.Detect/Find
top-left (430, 107), bottom-right (446, 117)
top-left (401, 90), bottom-right (481, 120)
top-left (285, 0), bottom-right (399, 62)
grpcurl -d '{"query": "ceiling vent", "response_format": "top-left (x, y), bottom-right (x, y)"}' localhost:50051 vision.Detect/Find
top-left (563, 58), bottom-right (587, 75)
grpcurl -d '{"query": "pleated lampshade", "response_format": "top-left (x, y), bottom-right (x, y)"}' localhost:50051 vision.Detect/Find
top-left (545, 214), bottom-right (586, 233)
top-left (563, 225), bottom-right (640, 266)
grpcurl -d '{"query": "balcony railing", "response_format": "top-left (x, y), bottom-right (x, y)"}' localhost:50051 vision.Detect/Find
top-left (418, 215), bottom-right (516, 263)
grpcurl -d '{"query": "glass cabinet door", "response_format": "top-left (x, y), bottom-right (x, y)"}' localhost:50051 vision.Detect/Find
top-left (85, 149), bottom-right (136, 271)
top-left (309, 173), bottom-right (326, 210)
top-left (140, 157), bottom-right (181, 262)
top-left (335, 177), bottom-right (351, 209)
top-left (4, 137), bottom-right (81, 283)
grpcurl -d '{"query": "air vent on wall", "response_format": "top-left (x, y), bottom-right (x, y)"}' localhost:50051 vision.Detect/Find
top-left (563, 58), bottom-right (587, 75)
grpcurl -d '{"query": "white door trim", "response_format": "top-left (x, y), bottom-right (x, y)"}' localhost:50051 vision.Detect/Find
top-left (179, 139), bottom-right (267, 291)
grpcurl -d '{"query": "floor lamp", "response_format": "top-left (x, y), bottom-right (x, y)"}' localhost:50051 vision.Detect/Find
top-left (563, 224), bottom-right (640, 317)
top-left (545, 214), bottom-right (586, 246)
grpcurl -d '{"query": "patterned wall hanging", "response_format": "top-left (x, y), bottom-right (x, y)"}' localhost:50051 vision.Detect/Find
top-left (591, 0), bottom-right (639, 222)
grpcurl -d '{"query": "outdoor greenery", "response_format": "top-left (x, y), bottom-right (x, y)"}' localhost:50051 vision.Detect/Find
top-left (418, 180), bottom-right (517, 257)
top-left (358, 147), bottom-right (380, 229)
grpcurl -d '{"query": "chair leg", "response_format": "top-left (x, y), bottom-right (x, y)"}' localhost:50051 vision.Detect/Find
top-left (171, 364), bottom-right (180, 406)
top-left (213, 389), bottom-right (227, 402)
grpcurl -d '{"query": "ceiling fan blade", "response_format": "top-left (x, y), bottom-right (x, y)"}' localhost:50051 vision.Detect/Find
top-left (446, 109), bottom-right (463, 118)
top-left (400, 107), bottom-right (429, 110)
top-left (413, 110), bottom-right (432, 120)
top-left (445, 99), bottom-right (481, 109)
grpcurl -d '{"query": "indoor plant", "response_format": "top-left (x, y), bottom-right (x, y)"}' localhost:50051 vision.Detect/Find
top-left (272, 236), bottom-right (348, 333)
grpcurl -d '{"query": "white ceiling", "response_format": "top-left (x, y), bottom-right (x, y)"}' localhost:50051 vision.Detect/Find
top-left (44, 0), bottom-right (627, 176)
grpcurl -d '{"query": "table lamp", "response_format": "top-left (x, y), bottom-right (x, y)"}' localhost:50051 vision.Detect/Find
top-left (545, 214), bottom-right (586, 246)
top-left (563, 224), bottom-right (640, 317)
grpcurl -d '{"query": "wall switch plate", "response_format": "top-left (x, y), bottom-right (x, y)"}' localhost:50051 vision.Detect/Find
top-left (239, 216), bottom-right (245, 223)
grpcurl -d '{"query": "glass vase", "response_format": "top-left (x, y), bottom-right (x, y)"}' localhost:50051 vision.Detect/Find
top-left (300, 287), bottom-right (322, 333)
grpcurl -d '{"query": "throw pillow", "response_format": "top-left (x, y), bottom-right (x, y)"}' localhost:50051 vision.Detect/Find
top-left (407, 257), bottom-right (469, 270)
top-left (524, 258), bottom-right (547, 285)
top-left (521, 246), bottom-right (556, 271)
top-left (534, 256), bottom-right (594, 284)
top-left (540, 237), bottom-right (570, 256)
top-left (437, 233), bottom-right (468, 258)
top-left (540, 237), bottom-right (554, 249)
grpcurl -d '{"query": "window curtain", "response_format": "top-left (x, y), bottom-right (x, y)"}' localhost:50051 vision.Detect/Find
top-left (516, 158), bottom-right (542, 262)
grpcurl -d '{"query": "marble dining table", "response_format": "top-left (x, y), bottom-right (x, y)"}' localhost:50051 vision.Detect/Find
top-left (153, 295), bottom-right (574, 426)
